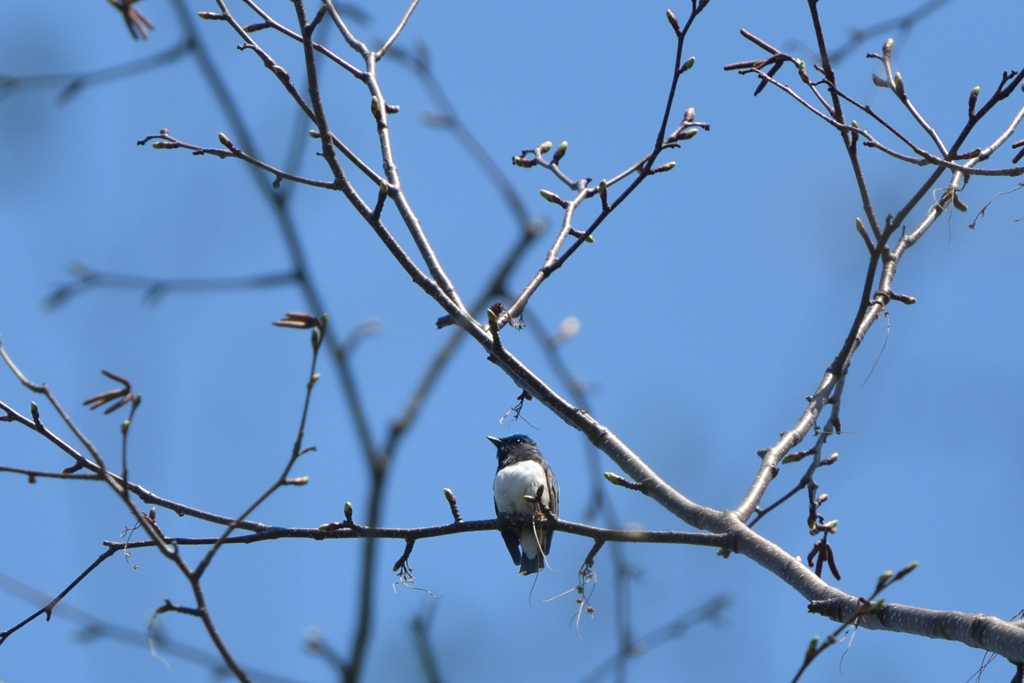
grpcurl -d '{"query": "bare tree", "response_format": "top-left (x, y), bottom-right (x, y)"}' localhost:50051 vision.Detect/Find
top-left (1, 1), bottom-right (1023, 682)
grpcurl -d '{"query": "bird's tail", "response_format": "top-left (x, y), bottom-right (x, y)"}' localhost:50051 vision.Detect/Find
top-left (518, 551), bottom-right (544, 575)
top-left (518, 525), bottom-right (548, 575)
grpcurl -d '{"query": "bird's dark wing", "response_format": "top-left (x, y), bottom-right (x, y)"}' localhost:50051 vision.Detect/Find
top-left (545, 464), bottom-right (559, 519)
top-left (541, 464), bottom-right (559, 556)
top-left (496, 503), bottom-right (522, 565)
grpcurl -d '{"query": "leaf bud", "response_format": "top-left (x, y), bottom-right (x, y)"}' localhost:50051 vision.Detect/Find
top-left (968, 85), bottom-right (980, 115)
top-left (539, 189), bottom-right (565, 206)
top-left (666, 9), bottom-right (680, 33)
top-left (895, 560), bottom-right (919, 579)
top-left (552, 141), bottom-right (568, 164)
top-left (855, 217), bottom-right (868, 239)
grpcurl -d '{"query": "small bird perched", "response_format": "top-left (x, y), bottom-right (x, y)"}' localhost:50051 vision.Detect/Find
top-left (489, 435), bottom-right (559, 575)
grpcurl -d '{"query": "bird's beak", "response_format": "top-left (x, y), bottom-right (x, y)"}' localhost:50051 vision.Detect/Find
top-left (486, 436), bottom-right (503, 447)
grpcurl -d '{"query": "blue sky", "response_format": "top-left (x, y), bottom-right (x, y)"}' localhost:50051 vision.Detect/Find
top-left (2, 1), bottom-right (1023, 681)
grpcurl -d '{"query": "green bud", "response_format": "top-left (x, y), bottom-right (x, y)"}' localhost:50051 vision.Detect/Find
top-left (539, 189), bottom-right (564, 205)
top-left (344, 501), bottom-right (353, 520)
top-left (855, 217), bottom-right (867, 239)
top-left (287, 476), bottom-right (310, 486)
top-left (894, 72), bottom-right (904, 97)
top-left (968, 86), bottom-right (980, 115)
top-left (370, 96), bottom-right (380, 117)
top-left (666, 9), bottom-right (680, 32)
top-left (681, 56), bottom-right (696, 73)
top-left (678, 128), bottom-right (698, 140)
top-left (895, 560), bottom-right (919, 580)
top-left (271, 64), bottom-right (289, 79)
top-left (877, 569), bottom-right (894, 586)
top-left (217, 132), bottom-right (232, 148)
top-left (197, 11), bottom-right (222, 20)
top-left (883, 37), bottom-right (894, 56)
top-left (552, 140), bottom-right (568, 164)
top-left (806, 636), bottom-right (819, 657)
top-left (539, 140), bottom-right (553, 154)
top-left (121, 420), bottom-right (130, 435)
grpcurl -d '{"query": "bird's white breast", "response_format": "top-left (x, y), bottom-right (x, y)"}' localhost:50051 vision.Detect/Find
top-left (493, 460), bottom-right (549, 516)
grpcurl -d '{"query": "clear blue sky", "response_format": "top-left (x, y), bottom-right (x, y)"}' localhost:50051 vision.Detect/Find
top-left (2, 1), bottom-right (1023, 681)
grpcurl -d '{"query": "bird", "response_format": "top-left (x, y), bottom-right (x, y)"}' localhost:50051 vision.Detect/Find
top-left (489, 434), bottom-right (559, 575)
